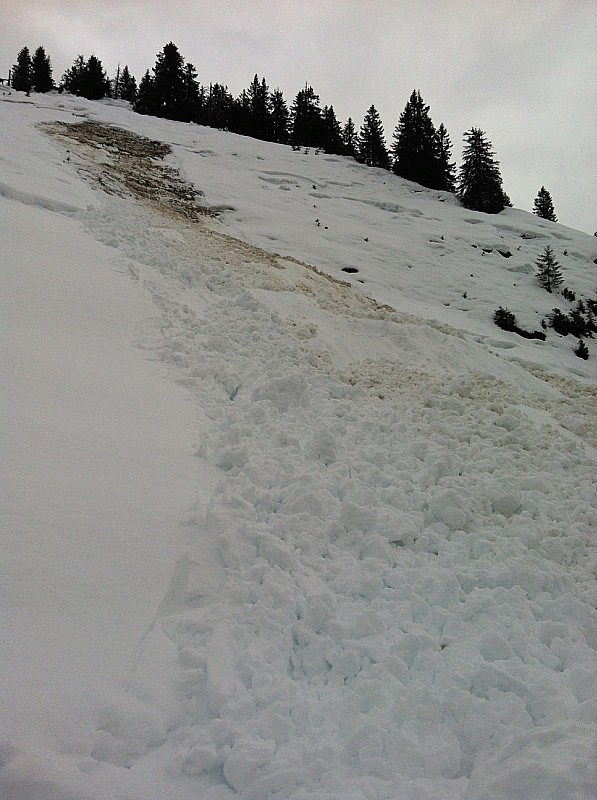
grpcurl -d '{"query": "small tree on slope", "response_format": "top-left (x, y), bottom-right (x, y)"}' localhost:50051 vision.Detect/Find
top-left (358, 105), bottom-right (390, 169)
top-left (457, 128), bottom-right (506, 214)
top-left (535, 245), bottom-right (563, 293)
top-left (533, 186), bottom-right (557, 222)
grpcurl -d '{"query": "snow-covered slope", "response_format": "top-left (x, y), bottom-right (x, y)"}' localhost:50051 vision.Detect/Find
top-left (1, 91), bottom-right (596, 800)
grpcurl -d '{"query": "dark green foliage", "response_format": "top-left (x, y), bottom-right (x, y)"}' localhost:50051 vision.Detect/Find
top-left (457, 128), bottom-right (506, 214)
top-left (321, 105), bottom-right (344, 155)
top-left (342, 117), bottom-right (358, 159)
top-left (533, 186), bottom-right (557, 222)
top-left (113, 65), bottom-right (137, 102)
top-left (358, 105), bottom-right (390, 169)
top-left (493, 306), bottom-right (546, 340)
top-left (150, 42), bottom-right (187, 120)
top-left (434, 123), bottom-right (456, 192)
top-left (291, 85), bottom-right (324, 149)
top-left (574, 340), bottom-right (589, 359)
top-left (133, 70), bottom-right (156, 115)
top-left (535, 245), bottom-right (563, 293)
top-left (562, 287), bottom-right (576, 302)
top-left (392, 90), bottom-right (453, 190)
top-left (548, 302), bottom-right (596, 339)
top-left (11, 47), bottom-right (33, 93)
top-left (61, 54), bottom-right (110, 100)
top-left (269, 88), bottom-right (290, 144)
top-left (203, 83), bottom-right (233, 129)
top-left (245, 75), bottom-right (270, 139)
top-left (31, 46), bottom-right (54, 92)
top-left (182, 63), bottom-right (201, 122)
top-left (493, 306), bottom-right (516, 331)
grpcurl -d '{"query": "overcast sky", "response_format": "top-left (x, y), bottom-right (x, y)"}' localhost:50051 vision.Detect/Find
top-left (2, 1), bottom-right (596, 233)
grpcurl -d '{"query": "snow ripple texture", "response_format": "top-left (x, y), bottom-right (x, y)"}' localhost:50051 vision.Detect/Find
top-left (75, 185), bottom-right (597, 800)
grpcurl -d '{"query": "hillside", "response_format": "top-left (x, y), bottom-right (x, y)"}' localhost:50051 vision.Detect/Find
top-left (1, 90), bottom-right (596, 800)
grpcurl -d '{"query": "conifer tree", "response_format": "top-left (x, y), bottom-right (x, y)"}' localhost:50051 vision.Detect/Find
top-left (321, 105), bottom-right (344, 155)
top-left (151, 42), bottom-right (187, 120)
top-left (114, 65), bottom-right (137, 102)
top-left (535, 245), bottom-right (563, 293)
top-left (80, 55), bottom-right (110, 100)
top-left (181, 62), bottom-right (200, 122)
top-left (342, 117), bottom-right (358, 159)
top-left (358, 105), bottom-right (390, 169)
top-left (204, 83), bottom-right (233, 129)
top-left (31, 46), bottom-right (54, 92)
top-left (269, 88), bottom-right (290, 144)
top-left (291, 85), bottom-right (324, 148)
top-left (61, 55), bottom-right (109, 100)
top-left (11, 47), bottom-right (33, 93)
top-left (434, 123), bottom-right (456, 192)
top-left (533, 186), bottom-right (557, 222)
top-left (246, 74), bottom-right (271, 140)
top-left (61, 55), bottom-right (86, 95)
top-left (392, 90), bottom-right (438, 187)
top-left (133, 70), bottom-right (156, 115)
top-left (457, 128), bottom-right (506, 214)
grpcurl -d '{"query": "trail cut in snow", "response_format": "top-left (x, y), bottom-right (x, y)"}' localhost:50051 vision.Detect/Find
top-left (1, 94), bottom-right (596, 800)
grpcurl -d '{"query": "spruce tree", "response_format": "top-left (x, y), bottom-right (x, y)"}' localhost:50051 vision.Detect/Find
top-left (11, 47), bottom-right (33, 93)
top-left (181, 62), bottom-right (200, 122)
top-left (358, 105), bottom-right (390, 169)
top-left (533, 186), bottom-right (557, 221)
top-left (342, 117), bottom-right (358, 159)
top-left (61, 55), bottom-right (86, 96)
top-left (269, 89), bottom-right (290, 144)
top-left (204, 83), bottom-right (233, 129)
top-left (79, 55), bottom-right (110, 100)
top-left (392, 90), bottom-right (438, 187)
top-left (245, 74), bottom-right (271, 140)
top-left (133, 70), bottom-right (156, 115)
top-left (457, 128), bottom-right (506, 214)
top-left (535, 245), bottom-right (563, 293)
top-left (31, 46), bottom-right (54, 92)
top-left (114, 65), bottom-right (136, 102)
top-left (291, 85), bottom-right (324, 148)
top-left (434, 123), bottom-right (456, 192)
top-left (151, 42), bottom-right (187, 121)
top-left (321, 105), bottom-right (344, 155)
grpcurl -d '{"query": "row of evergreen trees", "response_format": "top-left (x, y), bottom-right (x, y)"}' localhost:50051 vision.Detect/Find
top-left (9, 42), bottom-right (559, 219)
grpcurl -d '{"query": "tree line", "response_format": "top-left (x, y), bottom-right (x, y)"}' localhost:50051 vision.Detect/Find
top-left (9, 42), bottom-right (558, 219)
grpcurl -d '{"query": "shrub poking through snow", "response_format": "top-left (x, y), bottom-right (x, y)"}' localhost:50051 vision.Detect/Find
top-left (493, 306), bottom-right (546, 340)
top-left (493, 306), bottom-right (516, 331)
top-left (535, 245), bottom-right (563, 293)
top-left (574, 339), bottom-right (589, 359)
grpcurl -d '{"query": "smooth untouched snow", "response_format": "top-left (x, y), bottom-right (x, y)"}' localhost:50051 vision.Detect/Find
top-left (1, 90), bottom-right (596, 800)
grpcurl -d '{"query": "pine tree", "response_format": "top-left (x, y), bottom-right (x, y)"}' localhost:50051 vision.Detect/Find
top-left (133, 70), bottom-right (156, 115)
top-left (114, 65), bottom-right (136, 102)
top-left (151, 42), bottom-right (187, 120)
top-left (535, 245), bottom-right (563, 293)
top-left (291, 85), bottom-right (324, 148)
top-left (269, 88), bottom-right (290, 144)
top-left (181, 62), bottom-right (200, 122)
top-left (358, 105), bottom-right (390, 169)
top-left (61, 55), bottom-right (109, 100)
top-left (204, 83), bottom-right (233, 129)
top-left (11, 47), bottom-right (33, 93)
top-left (434, 123), bottom-right (456, 192)
top-left (457, 128), bottom-right (506, 214)
top-left (245, 74), bottom-right (271, 140)
top-left (342, 117), bottom-right (358, 159)
top-left (61, 55), bottom-right (86, 96)
top-left (31, 46), bottom-right (54, 92)
top-left (392, 90), bottom-right (438, 187)
top-left (533, 186), bottom-right (557, 221)
top-left (321, 105), bottom-right (344, 155)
